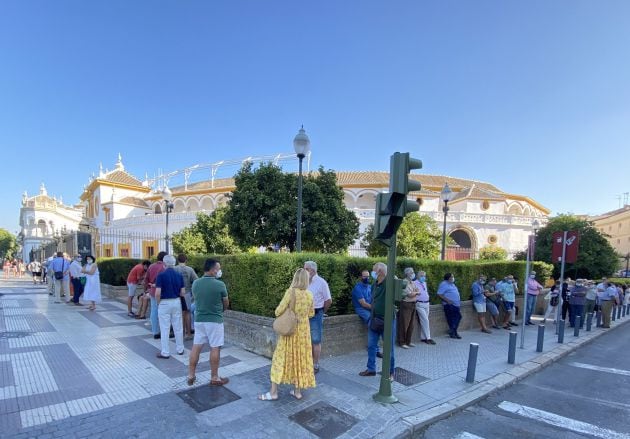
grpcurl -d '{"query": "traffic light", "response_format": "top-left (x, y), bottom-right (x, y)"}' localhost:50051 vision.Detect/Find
top-left (394, 277), bottom-right (408, 305)
top-left (373, 152), bottom-right (423, 245)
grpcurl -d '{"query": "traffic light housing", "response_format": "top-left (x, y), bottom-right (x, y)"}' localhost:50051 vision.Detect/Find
top-left (373, 152), bottom-right (423, 245)
top-left (393, 277), bottom-right (408, 305)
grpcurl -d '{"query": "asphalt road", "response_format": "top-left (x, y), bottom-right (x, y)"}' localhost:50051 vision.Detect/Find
top-left (418, 325), bottom-right (630, 439)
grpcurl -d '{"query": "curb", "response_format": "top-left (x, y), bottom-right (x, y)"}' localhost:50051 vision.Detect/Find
top-left (378, 316), bottom-right (630, 438)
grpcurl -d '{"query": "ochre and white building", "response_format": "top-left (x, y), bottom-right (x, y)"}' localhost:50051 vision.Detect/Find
top-left (22, 155), bottom-right (550, 260)
top-left (589, 205), bottom-right (630, 257)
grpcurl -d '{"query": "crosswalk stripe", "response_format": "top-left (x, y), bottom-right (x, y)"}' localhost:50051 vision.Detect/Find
top-left (455, 433), bottom-right (486, 439)
top-left (498, 401), bottom-right (630, 439)
top-left (568, 361), bottom-right (630, 377)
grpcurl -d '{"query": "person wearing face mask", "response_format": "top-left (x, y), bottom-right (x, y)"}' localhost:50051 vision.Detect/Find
top-left (304, 261), bottom-right (332, 375)
top-left (497, 275), bottom-right (518, 329)
top-left (81, 255), bottom-right (101, 311)
top-left (359, 262), bottom-right (395, 378)
top-left (397, 268), bottom-right (419, 349)
top-left (351, 270), bottom-right (383, 358)
top-left (472, 275), bottom-right (492, 333)
top-left (437, 273), bottom-right (462, 339)
top-left (524, 271), bottom-right (544, 325)
top-left (568, 279), bottom-right (587, 328)
top-left (414, 270), bottom-right (436, 345)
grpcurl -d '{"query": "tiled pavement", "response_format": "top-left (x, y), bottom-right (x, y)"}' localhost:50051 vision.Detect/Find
top-left (1, 276), bottom-right (628, 438)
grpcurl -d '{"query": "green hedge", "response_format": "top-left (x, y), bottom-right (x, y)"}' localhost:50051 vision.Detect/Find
top-left (609, 277), bottom-right (630, 287)
top-left (98, 254), bottom-right (553, 318)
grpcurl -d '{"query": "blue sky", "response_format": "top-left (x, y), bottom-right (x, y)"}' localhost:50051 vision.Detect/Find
top-left (1, 0), bottom-right (629, 233)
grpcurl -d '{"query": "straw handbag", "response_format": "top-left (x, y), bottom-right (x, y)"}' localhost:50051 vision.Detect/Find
top-left (273, 288), bottom-right (298, 336)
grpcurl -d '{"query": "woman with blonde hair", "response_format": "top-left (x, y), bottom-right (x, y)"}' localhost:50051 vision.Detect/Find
top-left (259, 268), bottom-right (315, 401)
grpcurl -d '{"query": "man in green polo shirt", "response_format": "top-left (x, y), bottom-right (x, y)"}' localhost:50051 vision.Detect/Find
top-left (187, 258), bottom-right (230, 387)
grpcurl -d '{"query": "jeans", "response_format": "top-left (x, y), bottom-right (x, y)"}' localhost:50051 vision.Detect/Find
top-left (366, 316), bottom-right (395, 373)
top-left (150, 296), bottom-right (159, 335)
top-left (569, 304), bottom-right (585, 328)
top-left (525, 294), bottom-right (537, 323)
top-left (157, 298), bottom-right (184, 356)
top-left (190, 302), bottom-right (196, 332)
top-left (443, 304), bottom-right (462, 336)
top-left (71, 278), bottom-right (84, 303)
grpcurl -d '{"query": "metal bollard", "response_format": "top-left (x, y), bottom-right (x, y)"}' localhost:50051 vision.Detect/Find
top-left (612, 306), bottom-right (616, 322)
top-left (466, 343), bottom-right (479, 383)
top-left (627, 304), bottom-right (630, 315)
top-left (586, 313), bottom-right (593, 331)
top-left (558, 320), bottom-right (565, 343)
top-left (596, 310), bottom-right (602, 327)
top-left (574, 316), bottom-right (581, 336)
top-left (536, 324), bottom-right (545, 352)
top-left (508, 332), bottom-right (517, 364)
top-left (617, 305), bottom-right (622, 320)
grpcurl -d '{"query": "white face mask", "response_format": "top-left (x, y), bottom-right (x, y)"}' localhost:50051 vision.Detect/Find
top-left (530, 275), bottom-right (535, 279)
top-left (216, 269), bottom-right (222, 279)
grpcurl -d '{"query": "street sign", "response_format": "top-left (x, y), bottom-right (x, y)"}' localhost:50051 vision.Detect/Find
top-left (552, 231), bottom-right (580, 263)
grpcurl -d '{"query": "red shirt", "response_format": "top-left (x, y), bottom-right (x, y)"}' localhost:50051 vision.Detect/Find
top-left (144, 261), bottom-right (166, 297)
top-left (127, 264), bottom-right (146, 285)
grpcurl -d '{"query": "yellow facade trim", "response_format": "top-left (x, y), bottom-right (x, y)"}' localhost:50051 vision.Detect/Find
top-left (142, 240), bottom-right (158, 259)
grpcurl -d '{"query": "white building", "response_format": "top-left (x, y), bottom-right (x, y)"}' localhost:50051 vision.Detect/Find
top-left (19, 183), bottom-right (84, 261)
top-left (72, 156), bottom-right (549, 259)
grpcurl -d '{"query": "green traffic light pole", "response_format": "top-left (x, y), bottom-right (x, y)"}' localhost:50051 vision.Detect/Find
top-left (373, 233), bottom-right (398, 404)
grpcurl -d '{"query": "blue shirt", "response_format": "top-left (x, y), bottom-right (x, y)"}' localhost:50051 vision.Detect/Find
top-left (155, 268), bottom-right (184, 299)
top-left (471, 281), bottom-right (486, 304)
top-left (497, 280), bottom-right (516, 302)
top-left (49, 257), bottom-right (69, 280)
top-left (437, 280), bottom-right (461, 307)
top-left (351, 281), bottom-right (372, 321)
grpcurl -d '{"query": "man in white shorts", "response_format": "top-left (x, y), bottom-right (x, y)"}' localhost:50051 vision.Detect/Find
top-left (187, 258), bottom-right (230, 387)
top-left (471, 274), bottom-right (492, 333)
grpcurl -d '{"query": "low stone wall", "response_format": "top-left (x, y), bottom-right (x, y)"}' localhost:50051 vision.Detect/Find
top-left (100, 283), bottom-right (539, 359)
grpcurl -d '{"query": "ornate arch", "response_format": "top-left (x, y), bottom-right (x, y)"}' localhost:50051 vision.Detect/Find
top-left (447, 225), bottom-right (479, 251)
top-left (186, 197), bottom-right (200, 212)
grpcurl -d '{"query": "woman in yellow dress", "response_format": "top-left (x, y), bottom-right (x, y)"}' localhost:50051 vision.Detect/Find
top-left (258, 268), bottom-right (315, 401)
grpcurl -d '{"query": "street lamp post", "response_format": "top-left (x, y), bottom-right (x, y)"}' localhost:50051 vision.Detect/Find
top-left (293, 126), bottom-right (311, 253)
top-left (161, 186), bottom-right (174, 254)
top-left (440, 183), bottom-right (454, 260)
top-left (520, 218), bottom-right (540, 349)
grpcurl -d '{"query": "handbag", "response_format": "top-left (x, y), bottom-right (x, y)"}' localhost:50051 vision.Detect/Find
top-left (54, 261), bottom-right (65, 280)
top-left (550, 295), bottom-right (559, 307)
top-left (273, 288), bottom-right (298, 336)
top-left (369, 315), bottom-right (385, 332)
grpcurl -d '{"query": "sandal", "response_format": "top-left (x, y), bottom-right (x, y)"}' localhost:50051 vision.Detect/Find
top-left (186, 376), bottom-right (196, 386)
top-left (258, 392), bottom-right (278, 401)
top-left (289, 390), bottom-right (303, 400)
top-left (210, 377), bottom-right (229, 386)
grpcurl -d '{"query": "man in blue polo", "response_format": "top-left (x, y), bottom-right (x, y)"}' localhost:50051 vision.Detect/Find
top-left (49, 252), bottom-right (70, 304)
top-left (155, 255), bottom-right (185, 359)
top-left (351, 270), bottom-right (382, 358)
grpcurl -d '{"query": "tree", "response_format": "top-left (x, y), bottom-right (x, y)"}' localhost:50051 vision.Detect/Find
top-left (226, 163), bottom-right (359, 253)
top-left (0, 228), bottom-right (16, 261)
top-left (533, 214), bottom-right (618, 279)
top-left (479, 245), bottom-right (508, 260)
top-left (360, 213), bottom-right (442, 259)
top-left (172, 208), bottom-right (241, 255)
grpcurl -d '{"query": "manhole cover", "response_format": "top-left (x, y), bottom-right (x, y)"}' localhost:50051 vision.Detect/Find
top-left (289, 401), bottom-right (358, 439)
top-left (0, 331), bottom-right (33, 339)
top-left (379, 367), bottom-right (429, 386)
top-left (176, 384), bottom-right (240, 413)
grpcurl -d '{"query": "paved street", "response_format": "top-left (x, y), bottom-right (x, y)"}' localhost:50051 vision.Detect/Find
top-left (1, 275), bottom-right (629, 439)
top-left (419, 326), bottom-right (630, 439)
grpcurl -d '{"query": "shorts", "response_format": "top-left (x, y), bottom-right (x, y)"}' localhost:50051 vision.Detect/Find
top-left (193, 322), bottom-right (224, 348)
top-left (183, 291), bottom-right (192, 310)
top-left (309, 309), bottom-right (324, 345)
top-left (503, 301), bottom-right (515, 311)
top-left (127, 283), bottom-right (137, 297)
top-left (473, 302), bottom-right (486, 313)
top-left (486, 300), bottom-right (499, 316)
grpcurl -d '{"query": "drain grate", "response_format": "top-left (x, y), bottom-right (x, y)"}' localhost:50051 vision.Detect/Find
top-left (177, 384), bottom-right (240, 412)
top-left (0, 331), bottom-right (33, 339)
top-left (289, 401), bottom-right (358, 439)
top-left (379, 367), bottom-right (430, 386)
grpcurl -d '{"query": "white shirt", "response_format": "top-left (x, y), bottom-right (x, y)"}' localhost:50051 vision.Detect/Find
top-left (309, 274), bottom-right (331, 309)
top-left (69, 260), bottom-right (84, 278)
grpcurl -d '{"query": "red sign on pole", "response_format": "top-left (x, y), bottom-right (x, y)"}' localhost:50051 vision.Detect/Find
top-left (551, 230), bottom-right (580, 263)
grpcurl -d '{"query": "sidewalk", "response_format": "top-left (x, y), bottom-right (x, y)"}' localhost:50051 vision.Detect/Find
top-left (1, 276), bottom-right (628, 439)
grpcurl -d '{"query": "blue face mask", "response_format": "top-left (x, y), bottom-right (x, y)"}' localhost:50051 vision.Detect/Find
top-left (419, 276), bottom-right (426, 283)
top-left (371, 271), bottom-right (378, 280)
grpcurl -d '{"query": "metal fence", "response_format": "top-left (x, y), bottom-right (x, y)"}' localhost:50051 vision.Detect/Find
top-left (96, 230), bottom-right (166, 259)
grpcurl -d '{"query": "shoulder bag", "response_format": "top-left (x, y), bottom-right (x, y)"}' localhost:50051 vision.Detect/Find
top-left (54, 260), bottom-right (65, 280)
top-left (273, 288), bottom-right (298, 336)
